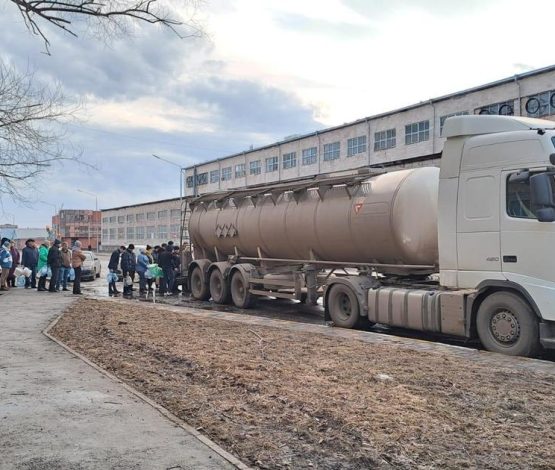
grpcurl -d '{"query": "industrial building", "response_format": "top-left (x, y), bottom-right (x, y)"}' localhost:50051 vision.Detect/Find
top-left (183, 65), bottom-right (555, 196)
top-left (100, 197), bottom-right (184, 252)
top-left (101, 65), bottom-right (555, 249)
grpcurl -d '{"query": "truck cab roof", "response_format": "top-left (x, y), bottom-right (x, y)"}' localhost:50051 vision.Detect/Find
top-left (443, 115), bottom-right (555, 138)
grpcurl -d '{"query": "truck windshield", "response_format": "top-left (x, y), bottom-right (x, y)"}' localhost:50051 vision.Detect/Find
top-left (507, 172), bottom-right (555, 219)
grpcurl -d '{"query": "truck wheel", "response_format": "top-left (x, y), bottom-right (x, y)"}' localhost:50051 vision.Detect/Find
top-left (209, 269), bottom-right (231, 304)
top-left (230, 270), bottom-right (254, 308)
top-left (328, 284), bottom-right (360, 329)
top-left (476, 291), bottom-right (540, 357)
top-left (190, 266), bottom-right (210, 301)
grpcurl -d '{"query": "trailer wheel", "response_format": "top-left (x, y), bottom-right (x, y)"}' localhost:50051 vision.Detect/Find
top-left (328, 284), bottom-right (360, 329)
top-left (476, 291), bottom-right (540, 357)
top-left (190, 266), bottom-right (210, 301)
top-left (209, 269), bottom-right (231, 304)
top-left (230, 270), bottom-right (254, 309)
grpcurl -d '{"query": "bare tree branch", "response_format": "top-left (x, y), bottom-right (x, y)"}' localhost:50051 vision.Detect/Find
top-left (0, 62), bottom-right (83, 201)
top-left (8, 0), bottom-right (203, 53)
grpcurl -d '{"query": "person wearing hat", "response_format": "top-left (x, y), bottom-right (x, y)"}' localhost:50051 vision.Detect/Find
top-left (71, 240), bottom-right (86, 295)
top-left (121, 244), bottom-right (136, 297)
top-left (47, 239), bottom-right (62, 292)
top-left (0, 239), bottom-right (13, 291)
top-left (21, 239), bottom-right (38, 289)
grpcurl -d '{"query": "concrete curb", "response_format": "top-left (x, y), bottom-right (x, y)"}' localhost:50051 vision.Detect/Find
top-left (43, 309), bottom-right (251, 470)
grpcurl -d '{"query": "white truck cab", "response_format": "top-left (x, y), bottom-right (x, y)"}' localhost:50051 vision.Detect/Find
top-left (439, 115), bottom-right (555, 355)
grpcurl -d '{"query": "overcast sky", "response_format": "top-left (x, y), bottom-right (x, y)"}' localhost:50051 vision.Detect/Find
top-left (2, 0), bottom-right (555, 226)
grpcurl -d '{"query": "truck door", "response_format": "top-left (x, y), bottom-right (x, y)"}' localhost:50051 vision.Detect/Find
top-left (456, 170), bottom-right (502, 287)
top-left (501, 170), bottom-right (555, 289)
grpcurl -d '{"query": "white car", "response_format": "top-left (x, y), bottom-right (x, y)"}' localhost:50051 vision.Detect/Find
top-left (81, 251), bottom-right (101, 281)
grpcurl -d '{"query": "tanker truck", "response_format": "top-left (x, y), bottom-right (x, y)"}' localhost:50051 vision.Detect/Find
top-left (186, 115), bottom-right (555, 357)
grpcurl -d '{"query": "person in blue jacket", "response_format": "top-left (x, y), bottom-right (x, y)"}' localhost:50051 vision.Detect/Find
top-left (135, 248), bottom-right (150, 296)
top-left (0, 239), bottom-right (13, 291)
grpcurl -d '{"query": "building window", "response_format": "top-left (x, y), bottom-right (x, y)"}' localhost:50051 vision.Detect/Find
top-left (282, 152), bottom-right (297, 169)
top-left (439, 112), bottom-right (469, 136)
top-left (405, 120), bottom-right (430, 145)
top-left (158, 210), bottom-right (168, 219)
top-left (102, 217), bottom-right (108, 223)
top-left (265, 156), bottom-right (279, 172)
top-left (146, 211), bottom-right (155, 221)
top-left (249, 160), bottom-right (261, 175)
top-left (475, 100), bottom-right (514, 116)
top-left (109, 216), bottom-right (116, 223)
top-left (170, 209), bottom-right (181, 219)
top-left (136, 226), bottom-right (145, 239)
top-left (210, 169), bottom-right (220, 184)
top-left (221, 167), bottom-right (232, 181)
top-left (157, 225), bottom-right (168, 239)
top-left (146, 226), bottom-right (156, 239)
top-left (170, 224), bottom-right (180, 238)
top-left (102, 228), bottom-right (108, 238)
top-left (109, 228), bottom-right (116, 239)
top-left (374, 129), bottom-right (396, 151)
top-left (235, 163), bottom-right (246, 178)
top-left (126, 227), bottom-right (135, 240)
top-left (347, 136), bottom-right (367, 157)
top-left (525, 91), bottom-right (555, 118)
top-left (117, 216), bottom-right (125, 224)
top-left (186, 176), bottom-right (194, 188)
top-left (117, 227), bottom-right (124, 239)
top-left (323, 142), bottom-right (340, 161)
top-left (197, 172), bottom-right (208, 185)
top-left (136, 213), bottom-right (145, 222)
top-left (302, 147), bottom-right (317, 165)
top-left (126, 214), bottom-right (134, 223)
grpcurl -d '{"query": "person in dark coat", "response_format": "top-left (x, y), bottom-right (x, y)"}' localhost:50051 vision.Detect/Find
top-left (170, 246), bottom-right (181, 295)
top-left (158, 244), bottom-right (173, 295)
top-left (47, 239), bottom-right (62, 292)
top-left (108, 246), bottom-right (125, 296)
top-left (21, 239), bottom-right (38, 289)
top-left (120, 244), bottom-right (136, 297)
top-left (7, 241), bottom-right (20, 287)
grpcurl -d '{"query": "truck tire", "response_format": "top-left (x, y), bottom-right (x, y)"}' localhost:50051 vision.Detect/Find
top-left (190, 266), bottom-right (210, 301)
top-left (328, 284), bottom-right (361, 329)
top-left (230, 270), bottom-right (254, 309)
top-left (209, 269), bottom-right (231, 304)
top-left (476, 291), bottom-right (540, 357)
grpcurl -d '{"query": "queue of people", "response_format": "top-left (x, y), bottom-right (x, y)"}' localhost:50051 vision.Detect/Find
top-left (0, 237), bottom-right (86, 294)
top-left (108, 242), bottom-right (183, 298)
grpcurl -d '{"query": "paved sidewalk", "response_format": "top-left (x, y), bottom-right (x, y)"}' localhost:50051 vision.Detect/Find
top-left (0, 289), bottom-right (236, 470)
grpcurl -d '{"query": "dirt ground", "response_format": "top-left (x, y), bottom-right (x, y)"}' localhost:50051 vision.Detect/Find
top-left (50, 299), bottom-right (555, 469)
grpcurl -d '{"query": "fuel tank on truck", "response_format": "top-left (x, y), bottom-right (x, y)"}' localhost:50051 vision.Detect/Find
top-left (189, 167), bottom-right (440, 274)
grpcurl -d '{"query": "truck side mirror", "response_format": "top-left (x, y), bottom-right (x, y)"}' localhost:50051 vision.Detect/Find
top-left (530, 173), bottom-right (555, 222)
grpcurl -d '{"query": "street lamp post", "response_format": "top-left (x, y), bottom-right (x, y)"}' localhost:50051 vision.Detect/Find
top-left (152, 154), bottom-right (185, 247)
top-left (77, 189), bottom-right (99, 251)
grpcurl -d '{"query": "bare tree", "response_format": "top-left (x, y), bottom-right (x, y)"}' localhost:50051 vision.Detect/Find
top-left (1, 1), bottom-right (202, 202)
top-left (9, 0), bottom-right (201, 53)
top-left (0, 63), bottom-right (78, 200)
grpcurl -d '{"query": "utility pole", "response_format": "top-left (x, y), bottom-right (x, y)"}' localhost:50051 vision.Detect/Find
top-left (152, 154), bottom-right (186, 247)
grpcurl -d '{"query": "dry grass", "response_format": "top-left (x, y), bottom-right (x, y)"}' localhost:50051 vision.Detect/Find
top-left (51, 299), bottom-right (555, 469)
